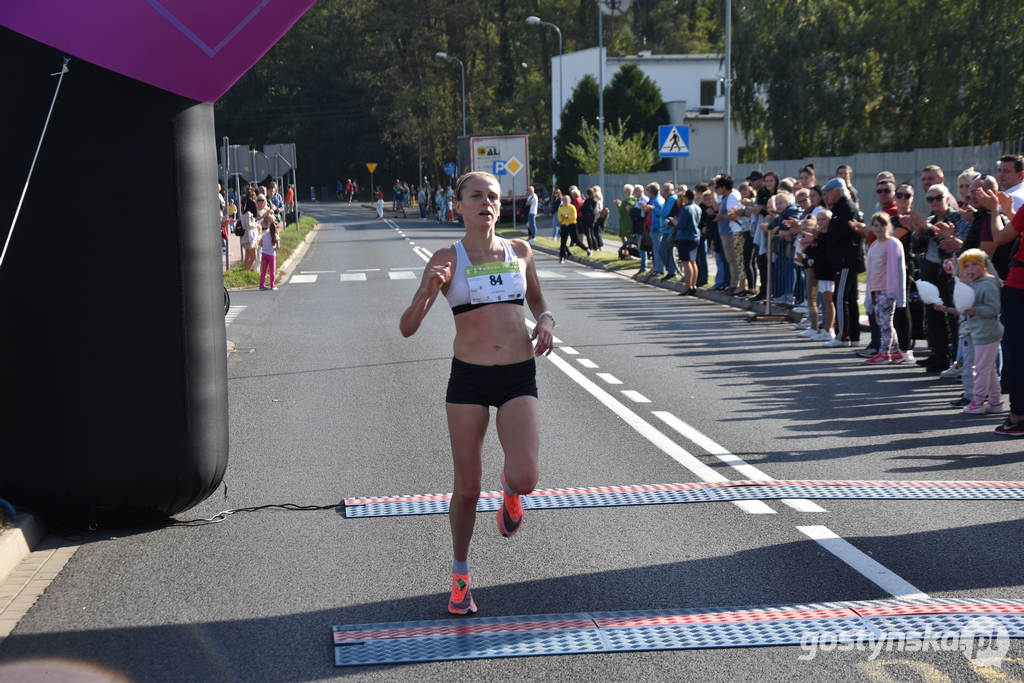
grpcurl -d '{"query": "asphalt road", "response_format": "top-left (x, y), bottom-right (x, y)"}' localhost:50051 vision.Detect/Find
top-left (1, 202), bottom-right (1022, 682)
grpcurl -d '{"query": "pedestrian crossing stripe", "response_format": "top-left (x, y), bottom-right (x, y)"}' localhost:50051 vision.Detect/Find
top-left (288, 269), bottom-right (616, 284)
top-left (224, 305), bottom-right (246, 326)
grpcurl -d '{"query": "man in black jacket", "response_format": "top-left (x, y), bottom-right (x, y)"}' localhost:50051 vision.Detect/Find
top-left (822, 177), bottom-right (865, 348)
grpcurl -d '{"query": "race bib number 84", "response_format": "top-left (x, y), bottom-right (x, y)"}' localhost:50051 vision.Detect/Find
top-left (466, 261), bottom-right (525, 304)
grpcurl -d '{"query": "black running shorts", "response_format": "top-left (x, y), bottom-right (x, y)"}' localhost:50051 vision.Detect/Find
top-left (445, 357), bottom-right (538, 407)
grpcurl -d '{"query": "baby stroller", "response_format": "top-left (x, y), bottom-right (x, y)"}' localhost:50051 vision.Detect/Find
top-left (618, 233), bottom-right (641, 259)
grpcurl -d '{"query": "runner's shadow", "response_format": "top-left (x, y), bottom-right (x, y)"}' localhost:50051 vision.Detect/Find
top-left (2, 517), bottom-right (1020, 679)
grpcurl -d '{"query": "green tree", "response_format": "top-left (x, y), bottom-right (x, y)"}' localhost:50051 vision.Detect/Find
top-left (216, 0), bottom-right (729, 191)
top-left (566, 118), bottom-right (659, 174)
top-left (603, 64), bottom-right (668, 140)
top-left (554, 65), bottom-right (668, 189)
top-left (555, 74), bottom-right (600, 189)
top-left (731, 0), bottom-right (1024, 159)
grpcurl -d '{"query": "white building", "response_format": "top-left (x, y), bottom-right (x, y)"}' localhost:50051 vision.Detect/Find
top-left (552, 47), bottom-right (746, 173)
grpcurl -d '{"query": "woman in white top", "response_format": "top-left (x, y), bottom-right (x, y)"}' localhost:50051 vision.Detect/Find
top-left (400, 171), bottom-right (555, 615)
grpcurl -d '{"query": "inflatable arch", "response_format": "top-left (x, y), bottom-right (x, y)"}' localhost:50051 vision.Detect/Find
top-left (0, 2), bottom-right (315, 524)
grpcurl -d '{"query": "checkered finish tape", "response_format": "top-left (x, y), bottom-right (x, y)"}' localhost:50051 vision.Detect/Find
top-left (343, 480), bottom-right (1024, 518)
top-left (334, 598), bottom-right (1024, 666)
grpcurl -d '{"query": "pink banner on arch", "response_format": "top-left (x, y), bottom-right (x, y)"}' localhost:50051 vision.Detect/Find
top-left (0, 0), bottom-right (316, 102)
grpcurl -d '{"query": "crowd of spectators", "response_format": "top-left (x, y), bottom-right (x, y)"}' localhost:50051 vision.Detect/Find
top-left (220, 179), bottom-right (288, 289)
top-left (582, 157), bottom-right (1024, 437)
top-left (553, 184), bottom-right (608, 262)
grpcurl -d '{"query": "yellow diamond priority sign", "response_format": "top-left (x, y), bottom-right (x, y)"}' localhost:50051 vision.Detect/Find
top-left (504, 157), bottom-right (522, 176)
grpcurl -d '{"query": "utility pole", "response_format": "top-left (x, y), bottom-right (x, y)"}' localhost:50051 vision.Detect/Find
top-left (598, 3), bottom-right (605, 196)
top-left (724, 0), bottom-right (732, 177)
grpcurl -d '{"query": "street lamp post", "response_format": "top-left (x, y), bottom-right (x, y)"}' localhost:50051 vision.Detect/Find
top-left (435, 51), bottom-right (466, 138)
top-left (525, 16), bottom-right (562, 193)
top-left (597, 3), bottom-right (605, 198)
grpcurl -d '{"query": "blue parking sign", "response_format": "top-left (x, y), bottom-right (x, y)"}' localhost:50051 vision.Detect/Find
top-left (444, 162), bottom-right (457, 177)
top-left (492, 160), bottom-right (508, 175)
top-left (658, 125), bottom-right (690, 157)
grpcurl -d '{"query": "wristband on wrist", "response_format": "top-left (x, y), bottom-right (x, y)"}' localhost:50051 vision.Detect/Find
top-left (538, 310), bottom-right (558, 328)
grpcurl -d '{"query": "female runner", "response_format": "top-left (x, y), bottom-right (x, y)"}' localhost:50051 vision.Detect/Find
top-left (400, 171), bottom-right (556, 614)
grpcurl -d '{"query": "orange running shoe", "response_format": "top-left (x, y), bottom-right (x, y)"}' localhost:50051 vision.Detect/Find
top-left (497, 473), bottom-right (524, 538)
top-left (448, 573), bottom-right (477, 615)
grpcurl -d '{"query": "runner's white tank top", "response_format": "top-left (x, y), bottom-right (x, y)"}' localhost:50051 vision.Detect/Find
top-left (445, 238), bottom-right (527, 315)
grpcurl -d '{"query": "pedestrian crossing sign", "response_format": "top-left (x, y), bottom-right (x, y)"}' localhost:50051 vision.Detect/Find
top-left (658, 125), bottom-right (690, 157)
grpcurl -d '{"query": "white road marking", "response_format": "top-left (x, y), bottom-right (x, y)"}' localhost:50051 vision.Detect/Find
top-left (301, 270), bottom-right (336, 273)
top-left (413, 247), bottom-right (432, 263)
top-left (388, 271), bottom-right (416, 280)
top-left (596, 373), bottom-right (621, 384)
top-left (797, 526), bottom-right (929, 599)
top-left (560, 346), bottom-right (579, 355)
top-left (580, 271), bottom-right (619, 278)
top-left (620, 390), bottom-right (650, 403)
top-left (340, 273), bottom-right (367, 282)
top-left (536, 270), bottom-right (566, 278)
top-left (577, 358), bottom-right (599, 369)
top-left (349, 268), bottom-right (382, 272)
top-left (542, 351), bottom-right (772, 514)
top-left (224, 305), bottom-right (246, 326)
top-left (289, 274), bottom-right (318, 284)
top-left (651, 412), bottom-right (826, 514)
top-left (734, 500), bottom-right (777, 514)
top-left (538, 330), bottom-right (921, 592)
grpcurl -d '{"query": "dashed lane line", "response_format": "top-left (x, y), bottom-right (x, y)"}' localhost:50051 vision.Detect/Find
top-left (541, 348), bottom-right (775, 515)
top-left (620, 390), bottom-right (651, 403)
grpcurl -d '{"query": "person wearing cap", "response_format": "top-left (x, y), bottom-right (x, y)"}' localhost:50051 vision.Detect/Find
top-left (821, 177), bottom-right (865, 348)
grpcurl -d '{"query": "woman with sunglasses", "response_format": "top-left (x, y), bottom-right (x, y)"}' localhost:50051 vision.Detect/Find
top-left (914, 184), bottom-right (961, 374)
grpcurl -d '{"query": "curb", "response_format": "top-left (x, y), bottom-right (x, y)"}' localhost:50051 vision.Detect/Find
top-left (276, 222), bottom-right (320, 285)
top-left (0, 514), bottom-right (45, 585)
top-left (529, 243), bottom-right (803, 323)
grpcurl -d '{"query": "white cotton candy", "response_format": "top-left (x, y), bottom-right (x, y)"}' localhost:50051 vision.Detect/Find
top-left (914, 280), bottom-right (941, 306)
top-left (953, 278), bottom-right (976, 312)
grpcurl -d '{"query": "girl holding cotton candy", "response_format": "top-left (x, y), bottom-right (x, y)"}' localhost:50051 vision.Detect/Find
top-left (933, 249), bottom-right (1003, 414)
